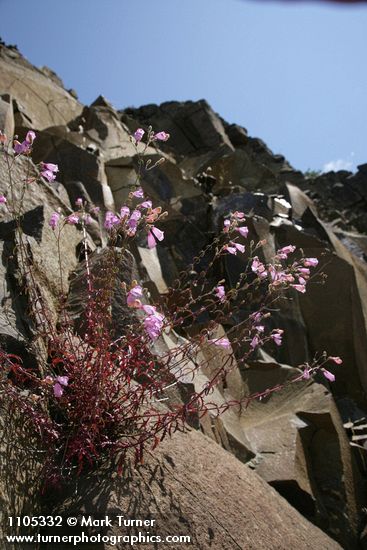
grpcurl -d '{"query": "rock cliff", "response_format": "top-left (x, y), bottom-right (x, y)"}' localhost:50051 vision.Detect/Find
top-left (1, 42), bottom-right (367, 549)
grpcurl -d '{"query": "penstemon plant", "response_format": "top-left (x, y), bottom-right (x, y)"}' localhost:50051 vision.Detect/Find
top-left (0, 127), bottom-right (342, 488)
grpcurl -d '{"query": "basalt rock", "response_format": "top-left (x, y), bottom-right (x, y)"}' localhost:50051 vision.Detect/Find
top-left (41, 429), bottom-right (342, 550)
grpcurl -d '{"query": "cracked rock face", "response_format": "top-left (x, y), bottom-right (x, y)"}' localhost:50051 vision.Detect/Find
top-left (0, 42), bottom-right (366, 548)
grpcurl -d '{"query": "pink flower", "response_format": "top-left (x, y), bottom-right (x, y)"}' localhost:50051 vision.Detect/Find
top-left (66, 214), bottom-right (79, 225)
top-left (147, 226), bottom-right (164, 248)
top-left (277, 245), bottom-right (296, 259)
top-left (224, 242), bottom-right (245, 255)
top-left (104, 211), bottom-right (120, 230)
top-left (236, 226), bottom-right (249, 238)
top-left (208, 337), bottom-right (230, 348)
top-left (322, 369), bottom-right (335, 382)
top-left (40, 162), bottom-right (59, 183)
top-left (250, 311), bottom-right (263, 323)
top-left (215, 285), bottom-right (226, 302)
top-left (233, 211), bottom-right (245, 219)
top-left (132, 187), bottom-right (144, 198)
top-left (251, 257), bottom-right (267, 278)
top-left (303, 258), bottom-right (318, 267)
top-left (143, 305), bottom-right (165, 340)
top-left (139, 200), bottom-right (152, 209)
top-left (223, 219), bottom-right (231, 232)
top-left (291, 284), bottom-right (306, 293)
top-left (53, 383), bottom-right (64, 398)
top-left (126, 209), bottom-right (142, 236)
top-left (26, 130), bottom-right (36, 144)
top-left (153, 131), bottom-right (170, 142)
top-left (127, 285), bottom-right (143, 308)
top-left (120, 206), bottom-right (130, 219)
top-left (250, 335), bottom-right (260, 349)
top-left (41, 162), bottom-right (58, 172)
top-left (328, 356), bottom-right (342, 365)
top-left (53, 375), bottom-right (69, 398)
top-left (14, 130), bottom-right (36, 155)
top-left (49, 211), bottom-right (60, 230)
top-left (134, 128), bottom-right (145, 143)
top-left (271, 329), bottom-right (284, 346)
top-left (268, 265), bottom-right (295, 285)
top-left (56, 375), bottom-right (69, 386)
top-left (0, 195), bottom-right (6, 204)
top-left (302, 366), bottom-right (311, 380)
top-left (75, 197), bottom-right (83, 207)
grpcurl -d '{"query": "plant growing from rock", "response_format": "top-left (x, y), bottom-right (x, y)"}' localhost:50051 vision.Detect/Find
top-left (0, 127), bottom-right (342, 488)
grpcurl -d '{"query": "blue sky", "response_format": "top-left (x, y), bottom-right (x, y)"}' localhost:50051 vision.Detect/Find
top-left (1, 0), bottom-right (366, 173)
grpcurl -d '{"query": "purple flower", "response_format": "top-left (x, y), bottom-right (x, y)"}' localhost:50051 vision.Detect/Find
top-left (223, 219), bottom-right (231, 232)
top-left (153, 131), bottom-right (170, 142)
top-left (127, 285), bottom-right (143, 308)
top-left (0, 195), bottom-right (6, 204)
top-left (132, 187), bottom-right (144, 198)
top-left (236, 226), bottom-right (249, 238)
top-left (127, 209), bottom-right (142, 236)
top-left (208, 337), bottom-right (230, 348)
top-left (224, 242), bottom-right (245, 255)
top-left (214, 285), bottom-right (226, 302)
top-left (53, 383), bottom-right (64, 398)
top-left (26, 130), bottom-right (36, 143)
top-left (142, 305), bottom-right (165, 340)
top-left (250, 312), bottom-right (263, 323)
top-left (14, 131), bottom-right (36, 155)
top-left (56, 375), bottom-right (69, 386)
top-left (271, 329), bottom-right (284, 346)
top-left (302, 366), bottom-right (311, 380)
top-left (134, 128), bottom-right (145, 143)
top-left (250, 335), bottom-right (260, 349)
top-left (49, 211), bottom-right (60, 230)
top-left (40, 162), bottom-right (59, 183)
top-left (147, 226), bottom-right (164, 248)
top-left (251, 257), bottom-right (267, 277)
top-left (139, 200), bottom-right (152, 209)
top-left (120, 206), bottom-right (130, 219)
top-left (53, 375), bottom-right (69, 398)
top-left (104, 211), bottom-right (120, 230)
top-left (322, 369), bottom-right (335, 382)
top-left (66, 214), bottom-right (79, 225)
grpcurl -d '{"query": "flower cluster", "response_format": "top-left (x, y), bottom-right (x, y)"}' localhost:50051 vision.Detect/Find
top-left (250, 246), bottom-right (319, 294)
top-left (133, 128), bottom-right (170, 144)
top-left (222, 212), bottom-right (249, 255)
top-left (103, 188), bottom-right (165, 249)
top-left (127, 284), bottom-right (165, 341)
top-left (49, 199), bottom-right (94, 231)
